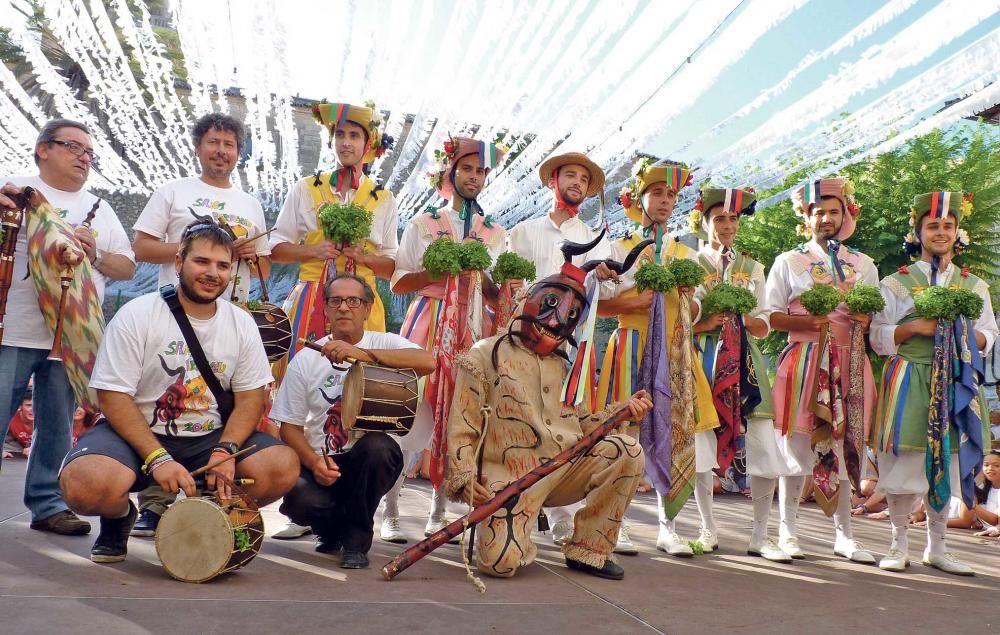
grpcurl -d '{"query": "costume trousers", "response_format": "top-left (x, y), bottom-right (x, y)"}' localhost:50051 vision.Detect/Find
top-left (475, 434), bottom-right (643, 577)
top-left (280, 433), bottom-right (402, 552)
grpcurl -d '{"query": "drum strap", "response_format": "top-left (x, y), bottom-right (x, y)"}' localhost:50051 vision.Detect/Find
top-left (160, 285), bottom-right (236, 424)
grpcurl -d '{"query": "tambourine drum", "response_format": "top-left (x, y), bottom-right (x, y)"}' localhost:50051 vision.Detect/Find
top-left (341, 363), bottom-right (419, 435)
top-left (246, 302), bottom-right (292, 362)
top-left (155, 497), bottom-right (264, 583)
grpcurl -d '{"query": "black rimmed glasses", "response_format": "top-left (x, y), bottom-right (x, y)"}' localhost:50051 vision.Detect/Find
top-left (49, 139), bottom-right (100, 167)
top-left (325, 296), bottom-right (367, 309)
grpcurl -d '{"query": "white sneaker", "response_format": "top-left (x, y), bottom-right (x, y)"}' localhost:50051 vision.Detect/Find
top-left (878, 549), bottom-right (910, 572)
top-left (696, 528), bottom-right (718, 553)
top-left (656, 526), bottom-right (693, 557)
top-left (778, 536), bottom-right (805, 559)
top-left (748, 538), bottom-right (793, 563)
top-left (613, 524), bottom-right (639, 555)
top-left (551, 519), bottom-right (574, 547)
top-left (272, 521), bottom-right (311, 540)
top-left (424, 515), bottom-right (459, 543)
top-left (380, 516), bottom-right (407, 544)
top-left (922, 551), bottom-right (974, 576)
top-left (833, 538), bottom-right (876, 565)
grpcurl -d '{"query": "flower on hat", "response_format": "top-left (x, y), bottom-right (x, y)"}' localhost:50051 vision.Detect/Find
top-left (961, 193), bottom-right (974, 218)
top-left (961, 267), bottom-right (970, 278)
top-left (618, 184), bottom-right (633, 210)
top-left (898, 265), bottom-right (909, 274)
top-left (632, 157), bottom-right (654, 178)
top-left (492, 134), bottom-right (510, 155)
top-left (842, 180), bottom-right (856, 198)
top-left (689, 208), bottom-right (704, 234)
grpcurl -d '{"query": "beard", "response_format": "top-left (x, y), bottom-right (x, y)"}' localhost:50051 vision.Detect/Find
top-left (559, 186), bottom-right (584, 206)
top-left (178, 269), bottom-right (226, 304)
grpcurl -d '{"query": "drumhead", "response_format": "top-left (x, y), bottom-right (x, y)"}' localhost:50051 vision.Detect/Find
top-left (155, 498), bottom-right (234, 583)
top-left (341, 363), bottom-right (364, 429)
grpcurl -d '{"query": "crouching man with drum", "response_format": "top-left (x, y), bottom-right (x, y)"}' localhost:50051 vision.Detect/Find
top-left (272, 273), bottom-right (436, 569)
top-left (59, 222), bottom-right (299, 564)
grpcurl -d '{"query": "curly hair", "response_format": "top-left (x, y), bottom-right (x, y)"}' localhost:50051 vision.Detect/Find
top-left (191, 112), bottom-right (246, 154)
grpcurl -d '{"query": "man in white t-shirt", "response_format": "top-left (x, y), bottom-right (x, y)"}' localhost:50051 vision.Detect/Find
top-left (133, 112), bottom-right (270, 303)
top-left (0, 119), bottom-right (135, 537)
top-left (271, 273), bottom-right (435, 569)
top-left (59, 223), bottom-right (298, 564)
top-left (131, 113), bottom-right (272, 536)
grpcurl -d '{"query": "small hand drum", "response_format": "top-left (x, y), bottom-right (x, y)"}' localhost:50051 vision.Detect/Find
top-left (341, 363), bottom-right (419, 435)
top-left (155, 496), bottom-right (264, 583)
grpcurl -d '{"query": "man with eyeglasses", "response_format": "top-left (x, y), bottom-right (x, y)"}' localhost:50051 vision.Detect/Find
top-left (0, 119), bottom-right (135, 537)
top-left (270, 273), bottom-right (435, 569)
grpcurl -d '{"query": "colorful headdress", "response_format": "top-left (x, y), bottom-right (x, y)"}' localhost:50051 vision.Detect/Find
top-left (904, 191), bottom-right (973, 256)
top-left (311, 100), bottom-right (394, 164)
top-left (427, 135), bottom-right (508, 199)
top-left (689, 187), bottom-right (757, 240)
top-left (538, 152), bottom-right (606, 198)
top-left (618, 158), bottom-right (692, 225)
top-left (791, 177), bottom-right (861, 241)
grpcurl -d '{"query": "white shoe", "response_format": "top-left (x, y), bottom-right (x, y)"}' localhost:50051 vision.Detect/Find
top-left (424, 515), bottom-right (459, 543)
top-left (696, 528), bottom-right (718, 553)
top-left (380, 516), bottom-right (407, 544)
top-left (833, 538), bottom-right (876, 565)
top-left (656, 526), bottom-right (693, 557)
top-left (922, 551), bottom-right (974, 576)
top-left (272, 521), bottom-right (311, 540)
top-left (879, 549), bottom-right (910, 572)
top-left (778, 536), bottom-right (805, 559)
top-left (748, 538), bottom-right (793, 563)
top-left (613, 524), bottom-right (639, 555)
top-left (551, 519), bottom-right (574, 547)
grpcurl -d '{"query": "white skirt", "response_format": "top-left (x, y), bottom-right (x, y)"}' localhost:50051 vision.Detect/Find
top-left (695, 430), bottom-right (718, 473)
top-left (876, 450), bottom-right (961, 498)
top-left (745, 419), bottom-right (849, 480)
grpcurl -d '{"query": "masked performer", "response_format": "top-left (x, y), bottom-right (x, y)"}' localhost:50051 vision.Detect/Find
top-left (871, 191), bottom-right (996, 575)
top-left (445, 238), bottom-right (652, 579)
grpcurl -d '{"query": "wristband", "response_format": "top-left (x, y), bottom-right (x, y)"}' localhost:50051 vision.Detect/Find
top-left (141, 447), bottom-right (168, 474)
top-left (148, 455), bottom-right (175, 475)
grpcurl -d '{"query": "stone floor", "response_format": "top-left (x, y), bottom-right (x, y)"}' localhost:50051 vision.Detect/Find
top-left (1, 460), bottom-right (997, 635)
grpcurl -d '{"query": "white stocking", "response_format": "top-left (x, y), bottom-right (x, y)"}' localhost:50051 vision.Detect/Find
top-left (694, 471), bottom-right (716, 534)
top-left (750, 476), bottom-right (776, 546)
top-left (778, 475), bottom-right (805, 542)
top-left (925, 498), bottom-right (949, 557)
top-left (886, 493), bottom-right (915, 555)
top-left (832, 485), bottom-right (854, 543)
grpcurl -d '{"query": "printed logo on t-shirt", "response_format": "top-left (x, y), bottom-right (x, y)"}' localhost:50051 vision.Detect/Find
top-left (319, 373), bottom-right (348, 453)
top-left (152, 352), bottom-right (218, 436)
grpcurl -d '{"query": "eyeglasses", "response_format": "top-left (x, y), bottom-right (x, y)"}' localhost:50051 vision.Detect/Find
top-left (325, 296), bottom-right (367, 308)
top-left (49, 139), bottom-right (100, 167)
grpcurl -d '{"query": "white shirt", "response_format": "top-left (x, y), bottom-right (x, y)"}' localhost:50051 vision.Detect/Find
top-left (269, 331), bottom-right (420, 454)
top-left (269, 175), bottom-right (399, 259)
top-left (694, 245), bottom-right (771, 330)
top-left (391, 207), bottom-right (507, 288)
top-left (507, 213), bottom-right (611, 279)
top-left (763, 241), bottom-right (879, 317)
top-left (2, 174), bottom-right (134, 349)
top-left (983, 487), bottom-right (1000, 530)
top-left (134, 176), bottom-right (268, 303)
top-left (870, 260), bottom-right (998, 356)
top-left (89, 292), bottom-right (272, 437)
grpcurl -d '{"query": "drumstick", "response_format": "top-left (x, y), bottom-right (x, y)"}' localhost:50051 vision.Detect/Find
top-left (232, 228), bottom-right (276, 250)
top-left (297, 337), bottom-right (360, 365)
top-left (190, 445), bottom-right (258, 476)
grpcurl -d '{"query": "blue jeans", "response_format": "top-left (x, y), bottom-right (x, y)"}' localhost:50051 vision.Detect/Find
top-left (0, 345), bottom-right (75, 520)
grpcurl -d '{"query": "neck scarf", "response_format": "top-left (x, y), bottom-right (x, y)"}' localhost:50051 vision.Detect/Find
top-left (637, 291), bottom-right (673, 495)
top-left (827, 239), bottom-right (846, 283)
top-left (642, 223), bottom-right (666, 261)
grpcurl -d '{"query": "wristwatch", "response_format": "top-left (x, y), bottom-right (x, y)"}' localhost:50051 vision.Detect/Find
top-left (213, 441), bottom-right (240, 456)
top-left (91, 250), bottom-right (103, 269)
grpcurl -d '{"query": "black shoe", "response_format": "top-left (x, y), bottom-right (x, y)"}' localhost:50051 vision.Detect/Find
top-left (90, 501), bottom-right (138, 563)
top-left (30, 510), bottom-right (91, 536)
top-left (130, 509), bottom-right (161, 537)
top-left (566, 557), bottom-right (625, 580)
top-left (340, 550), bottom-right (369, 569)
top-left (315, 539), bottom-right (343, 555)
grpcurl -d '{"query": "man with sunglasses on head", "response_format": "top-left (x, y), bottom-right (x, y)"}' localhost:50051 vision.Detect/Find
top-left (60, 221), bottom-right (298, 563)
top-left (270, 273), bottom-right (435, 569)
top-left (0, 119), bottom-right (135, 537)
